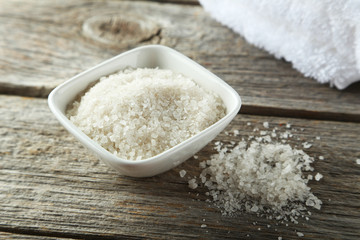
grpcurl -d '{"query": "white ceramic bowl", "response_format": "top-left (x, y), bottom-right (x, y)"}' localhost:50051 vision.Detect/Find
top-left (48, 45), bottom-right (241, 177)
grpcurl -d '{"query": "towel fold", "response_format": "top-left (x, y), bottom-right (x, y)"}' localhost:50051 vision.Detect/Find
top-left (199, 0), bottom-right (360, 89)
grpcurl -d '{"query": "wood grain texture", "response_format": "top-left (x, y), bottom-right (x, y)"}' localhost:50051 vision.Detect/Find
top-left (146, 0), bottom-right (199, 4)
top-left (1, 95), bottom-right (359, 239)
top-left (0, 0), bottom-right (359, 121)
top-left (0, 232), bottom-right (74, 240)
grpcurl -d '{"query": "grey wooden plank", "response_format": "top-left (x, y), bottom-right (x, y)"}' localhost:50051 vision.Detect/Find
top-left (0, 0), bottom-right (359, 121)
top-left (0, 232), bottom-right (76, 240)
top-left (147, 0), bottom-right (199, 4)
top-left (0, 95), bottom-right (359, 239)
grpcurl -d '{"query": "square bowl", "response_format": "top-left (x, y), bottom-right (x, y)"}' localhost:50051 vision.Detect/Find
top-left (48, 45), bottom-right (241, 177)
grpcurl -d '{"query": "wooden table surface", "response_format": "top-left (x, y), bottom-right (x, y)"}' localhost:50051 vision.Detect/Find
top-left (1, 1), bottom-right (359, 239)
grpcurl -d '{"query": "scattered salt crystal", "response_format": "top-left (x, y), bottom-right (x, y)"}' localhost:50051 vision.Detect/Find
top-left (263, 122), bottom-right (269, 128)
top-left (306, 199), bottom-right (315, 207)
top-left (271, 132), bottom-right (277, 138)
top-left (179, 170), bottom-right (187, 178)
top-left (319, 156), bottom-right (324, 160)
top-left (250, 205), bottom-right (259, 212)
top-left (356, 159), bottom-right (360, 165)
top-left (278, 237), bottom-right (282, 240)
top-left (247, 122), bottom-right (251, 126)
top-left (188, 179), bottom-right (198, 189)
top-left (297, 232), bottom-right (304, 237)
top-left (193, 155), bottom-right (199, 159)
top-left (263, 136), bottom-right (272, 143)
top-left (260, 131), bottom-right (267, 136)
top-left (199, 161), bottom-right (207, 169)
top-left (281, 132), bottom-right (288, 139)
top-left (315, 173), bottom-right (323, 181)
top-left (234, 130), bottom-right (240, 136)
top-left (201, 224), bottom-right (207, 228)
top-left (316, 136), bottom-right (321, 140)
top-left (286, 123), bottom-right (291, 128)
top-left (225, 131), bottom-right (229, 135)
top-left (302, 142), bottom-right (312, 149)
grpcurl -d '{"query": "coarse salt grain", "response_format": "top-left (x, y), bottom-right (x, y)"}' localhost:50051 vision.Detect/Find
top-left (179, 170), bottom-right (187, 178)
top-left (199, 161), bottom-right (207, 169)
top-left (260, 131), bottom-right (267, 136)
top-left (67, 68), bottom-right (225, 161)
top-left (263, 122), bottom-right (269, 128)
top-left (315, 173), bottom-right (323, 181)
top-left (302, 142), bottom-right (312, 149)
top-left (297, 232), bottom-right (304, 237)
top-left (356, 159), bottom-right (360, 165)
top-left (188, 179), bottom-right (198, 189)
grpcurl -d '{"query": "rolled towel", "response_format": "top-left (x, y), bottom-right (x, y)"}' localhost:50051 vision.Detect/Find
top-left (199, 0), bottom-right (360, 89)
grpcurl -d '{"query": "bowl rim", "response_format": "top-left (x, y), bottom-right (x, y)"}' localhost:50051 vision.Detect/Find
top-left (48, 44), bottom-right (241, 165)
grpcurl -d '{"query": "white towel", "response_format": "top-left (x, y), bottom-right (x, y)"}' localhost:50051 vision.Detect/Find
top-left (199, 0), bottom-right (360, 89)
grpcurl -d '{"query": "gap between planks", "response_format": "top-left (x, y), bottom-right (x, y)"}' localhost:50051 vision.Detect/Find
top-left (240, 104), bottom-right (360, 123)
top-left (2, 91), bottom-right (359, 123)
top-left (0, 228), bottom-right (140, 240)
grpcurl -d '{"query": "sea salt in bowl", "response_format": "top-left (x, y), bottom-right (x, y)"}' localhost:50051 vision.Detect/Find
top-left (48, 45), bottom-right (241, 177)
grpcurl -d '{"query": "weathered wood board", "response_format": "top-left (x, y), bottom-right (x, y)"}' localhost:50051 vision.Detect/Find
top-left (0, 232), bottom-right (74, 240)
top-left (1, 0), bottom-right (359, 121)
top-left (1, 95), bottom-right (359, 239)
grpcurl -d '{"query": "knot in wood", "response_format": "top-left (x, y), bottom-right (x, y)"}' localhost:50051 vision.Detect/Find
top-left (83, 15), bottom-right (161, 47)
